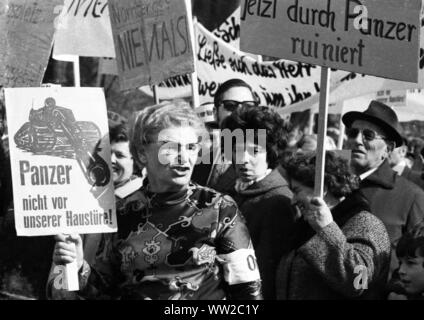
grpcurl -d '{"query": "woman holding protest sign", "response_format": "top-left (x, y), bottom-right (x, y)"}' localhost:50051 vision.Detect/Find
top-left (49, 101), bottom-right (262, 300)
top-left (46, 123), bottom-right (146, 299)
top-left (276, 151), bottom-right (391, 299)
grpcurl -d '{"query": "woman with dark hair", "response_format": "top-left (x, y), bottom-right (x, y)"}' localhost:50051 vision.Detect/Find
top-left (221, 105), bottom-right (296, 299)
top-left (276, 151), bottom-right (391, 300)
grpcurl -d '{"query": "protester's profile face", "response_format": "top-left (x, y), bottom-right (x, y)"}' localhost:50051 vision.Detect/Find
top-left (111, 141), bottom-right (134, 186)
top-left (141, 126), bottom-right (199, 193)
top-left (346, 119), bottom-right (389, 174)
top-left (290, 179), bottom-right (315, 217)
top-left (217, 86), bottom-right (255, 127)
top-left (290, 178), bottom-right (337, 216)
top-left (388, 145), bottom-right (406, 167)
top-left (398, 253), bottom-right (424, 296)
top-left (233, 138), bottom-right (268, 183)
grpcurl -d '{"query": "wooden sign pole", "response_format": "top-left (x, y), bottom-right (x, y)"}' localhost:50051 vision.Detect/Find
top-left (64, 54), bottom-right (82, 291)
top-left (337, 116), bottom-right (345, 150)
top-left (73, 55), bottom-right (81, 87)
top-left (153, 85), bottom-right (160, 104)
top-left (190, 17), bottom-right (200, 108)
top-left (64, 241), bottom-right (79, 291)
top-left (308, 111), bottom-right (314, 135)
top-left (186, 0), bottom-right (199, 108)
top-left (314, 67), bottom-right (331, 198)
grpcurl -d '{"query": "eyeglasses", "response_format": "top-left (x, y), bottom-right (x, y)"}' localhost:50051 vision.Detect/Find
top-left (154, 141), bottom-right (200, 156)
top-left (346, 127), bottom-right (386, 141)
top-left (219, 100), bottom-right (258, 112)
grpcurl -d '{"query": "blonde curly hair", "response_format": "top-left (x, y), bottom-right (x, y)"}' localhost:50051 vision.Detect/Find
top-left (129, 101), bottom-right (208, 168)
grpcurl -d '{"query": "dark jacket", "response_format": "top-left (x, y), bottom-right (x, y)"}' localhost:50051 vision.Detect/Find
top-left (232, 169), bottom-right (296, 300)
top-left (359, 160), bottom-right (424, 275)
top-left (192, 161), bottom-right (237, 195)
top-left (0, 142), bottom-right (12, 217)
top-left (0, 141), bottom-right (54, 299)
top-left (276, 191), bottom-right (391, 300)
top-left (401, 166), bottom-right (424, 190)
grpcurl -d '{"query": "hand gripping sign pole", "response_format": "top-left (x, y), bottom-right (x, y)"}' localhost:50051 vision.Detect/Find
top-left (64, 237), bottom-right (79, 291)
top-left (314, 67), bottom-right (330, 198)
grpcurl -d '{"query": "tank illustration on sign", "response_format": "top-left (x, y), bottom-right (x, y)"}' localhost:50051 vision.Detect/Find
top-left (14, 97), bottom-right (110, 187)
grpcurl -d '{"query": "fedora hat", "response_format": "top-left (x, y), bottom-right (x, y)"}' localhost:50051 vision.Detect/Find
top-left (342, 100), bottom-right (403, 147)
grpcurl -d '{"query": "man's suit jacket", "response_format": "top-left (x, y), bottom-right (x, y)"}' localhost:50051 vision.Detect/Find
top-left (192, 146), bottom-right (236, 195)
top-left (359, 160), bottom-right (424, 275)
top-left (401, 166), bottom-right (424, 190)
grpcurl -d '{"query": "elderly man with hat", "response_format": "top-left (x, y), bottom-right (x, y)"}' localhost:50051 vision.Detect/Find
top-left (342, 100), bottom-right (424, 278)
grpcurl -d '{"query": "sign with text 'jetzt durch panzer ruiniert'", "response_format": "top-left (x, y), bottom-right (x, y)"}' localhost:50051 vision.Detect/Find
top-left (240, 0), bottom-right (422, 82)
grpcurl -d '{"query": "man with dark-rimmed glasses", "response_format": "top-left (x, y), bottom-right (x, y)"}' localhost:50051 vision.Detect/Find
top-left (213, 78), bottom-right (258, 127)
top-left (192, 79), bottom-right (259, 193)
top-left (342, 100), bottom-right (424, 284)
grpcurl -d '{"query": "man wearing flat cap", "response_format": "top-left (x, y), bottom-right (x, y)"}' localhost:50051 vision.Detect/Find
top-left (342, 100), bottom-right (424, 279)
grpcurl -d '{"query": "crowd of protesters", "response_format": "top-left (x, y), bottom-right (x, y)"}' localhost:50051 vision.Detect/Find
top-left (1, 79), bottom-right (424, 300)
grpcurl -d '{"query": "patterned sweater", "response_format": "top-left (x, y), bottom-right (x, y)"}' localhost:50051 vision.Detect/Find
top-left (50, 183), bottom-right (261, 300)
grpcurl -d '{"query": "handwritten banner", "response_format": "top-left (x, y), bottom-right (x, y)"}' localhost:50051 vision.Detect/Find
top-left (140, 21), bottom-right (348, 107)
top-left (53, 0), bottom-right (115, 58)
top-left (108, 0), bottom-right (194, 90)
top-left (137, 15), bottom-right (424, 112)
top-left (5, 87), bottom-right (117, 236)
top-left (0, 0), bottom-right (63, 87)
top-left (213, 7), bottom-right (241, 49)
top-left (240, 0), bottom-right (421, 82)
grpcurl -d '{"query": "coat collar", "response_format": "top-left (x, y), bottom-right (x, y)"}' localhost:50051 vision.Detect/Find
top-left (360, 159), bottom-right (397, 189)
top-left (235, 169), bottom-right (289, 197)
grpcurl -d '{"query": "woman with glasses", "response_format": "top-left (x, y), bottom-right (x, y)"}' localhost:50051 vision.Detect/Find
top-left (221, 105), bottom-right (296, 299)
top-left (49, 101), bottom-right (262, 300)
top-left (47, 123), bottom-right (146, 299)
top-left (276, 151), bottom-right (391, 300)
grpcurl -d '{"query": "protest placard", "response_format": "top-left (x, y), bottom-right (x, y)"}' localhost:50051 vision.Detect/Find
top-left (140, 21), bottom-right (342, 107)
top-left (141, 10), bottom-right (424, 110)
top-left (108, 0), bottom-right (195, 90)
top-left (53, 0), bottom-right (115, 59)
top-left (5, 87), bottom-right (117, 236)
top-left (375, 89), bottom-right (407, 107)
top-left (0, 0), bottom-right (62, 87)
top-left (239, 0), bottom-right (421, 197)
top-left (342, 89), bottom-right (424, 122)
top-left (240, 0), bottom-right (421, 82)
top-left (138, 20), bottom-right (424, 110)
